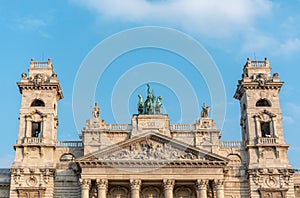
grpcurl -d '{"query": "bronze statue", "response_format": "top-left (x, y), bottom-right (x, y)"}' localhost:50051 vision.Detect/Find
top-left (137, 94), bottom-right (144, 114)
top-left (144, 84), bottom-right (155, 114)
top-left (201, 103), bottom-right (210, 118)
top-left (137, 84), bottom-right (163, 114)
top-left (155, 96), bottom-right (162, 114)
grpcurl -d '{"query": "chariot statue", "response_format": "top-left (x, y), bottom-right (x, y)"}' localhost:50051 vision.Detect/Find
top-left (137, 84), bottom-right (163, 114)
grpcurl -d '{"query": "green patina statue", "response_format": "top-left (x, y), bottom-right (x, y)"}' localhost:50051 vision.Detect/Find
top-left (155, 96), bottom-right (162, 114)
top-left (137, 84), bottom-right (163, 114)
top-left (137, 94), bottom-right (144, 114)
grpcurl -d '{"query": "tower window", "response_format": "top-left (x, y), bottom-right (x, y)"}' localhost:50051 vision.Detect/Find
top-left (256, 99), bottom-right (271, 107)
top-left (261, 122), bottom-right (271, 137)
top-left (32, 122), bottom-right (41, 137)
top-left (31, 99), bottom-right (45, 107)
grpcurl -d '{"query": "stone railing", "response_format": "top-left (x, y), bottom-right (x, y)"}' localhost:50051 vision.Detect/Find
top-left (251, 61), bottom-right (266, 67)
top-left (56, 141), bottom-right (83, 148)
top-left (30, 58), bottom-right (52, 68)
top-left (257, 137), bottom-right (278, 145)
top-left (169, 124), bottom-right (195, 131)
top-left (105, 124), bottom-right (132, 131)
top-left (219, 141), bottom-right (243, 148)
top-left (23, 137), bottom-right (44, 144)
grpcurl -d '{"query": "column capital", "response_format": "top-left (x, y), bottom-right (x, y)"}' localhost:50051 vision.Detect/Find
top-left (130, 179), bottom-right (141, 191)
top-left (214, 179), bottom-right (224, 190)
top-left (163, 179), bottom-right (175, 191)
top-left (80, 178), bottom-right (91, 190)
top-left (196, 179), bottom-right (208, 190)
top-left (96, 178), bottom-right (108, 190)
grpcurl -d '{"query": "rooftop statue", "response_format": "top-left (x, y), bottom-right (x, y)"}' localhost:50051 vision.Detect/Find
top-left (137, 94), bottom-right (144, 114)
top-left (92, 102), bottom-right (100, 118)
top-left (137, 84), bottom-right (163, 114)
top-left (155, 96), bottom-right (162, 114)
top-left (201, 102), bottom-right (210, 118)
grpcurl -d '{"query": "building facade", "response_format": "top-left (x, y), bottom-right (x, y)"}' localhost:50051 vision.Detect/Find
top-left (0, 58), bottom-right (300, 198)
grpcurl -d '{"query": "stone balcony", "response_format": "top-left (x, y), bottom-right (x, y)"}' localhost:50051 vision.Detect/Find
top-left (219, 141), bottom-right (243, 148)
top-left (23, 137), bottom-right (44, 144)
top-left (257, 137), bottom-right (278, 145)
top-left (56, 141), bottom-right (83, 148)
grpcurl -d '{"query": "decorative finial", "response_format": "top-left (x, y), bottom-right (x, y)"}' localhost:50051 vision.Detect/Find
top-left (30, 58), bottom-right (35, 68)
top-left (47, 58), bottom-right (52, 68)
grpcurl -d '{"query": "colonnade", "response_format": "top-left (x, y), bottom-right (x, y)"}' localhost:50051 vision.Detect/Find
top-left (80, 178), bottom-right (224, 198)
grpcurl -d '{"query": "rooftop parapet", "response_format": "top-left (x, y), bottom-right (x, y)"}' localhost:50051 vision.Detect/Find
top-left (29, 58), bottom-right (53, 68)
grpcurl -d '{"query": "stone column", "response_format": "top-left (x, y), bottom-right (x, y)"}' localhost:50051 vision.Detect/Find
top-left (163, 179), bottom-right (175, 198)
top-left (196, 179), bottom-right (208, 198)
top-left (96, 179), bottom-right (108, 198)
top-left (80, 179), bottom-right (91, 198)
top-left (215, 180), bottom-right (224, 198)
top-left (130, 179), bottom-right (141, 198)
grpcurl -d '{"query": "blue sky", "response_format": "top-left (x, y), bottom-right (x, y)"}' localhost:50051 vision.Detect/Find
top-left (1, 0), bottom-right (300, 168)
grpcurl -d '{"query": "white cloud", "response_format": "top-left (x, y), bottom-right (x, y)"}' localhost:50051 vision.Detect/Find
top-left (276, 38), bottom-right (300, 57)
top-left (12, 17), bottom-right (51, 38)
top-left (15, 17), bottom-right (46, 30)
top-left (282, 115), bottom-right (294, 125)
top-left (72, 0), bottom-right (272, 38)
top-left (241, 31), bottom-right (277, 54)
top-left (286, 103), bottom-right (300, 115)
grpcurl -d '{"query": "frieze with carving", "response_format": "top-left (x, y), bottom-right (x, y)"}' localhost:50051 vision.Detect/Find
top-left (102, 139), bottom-right (202, 161)
top-left (248, 168), bottom-right (294, 189)
top-left (10, 168), bottom-right (24, 185)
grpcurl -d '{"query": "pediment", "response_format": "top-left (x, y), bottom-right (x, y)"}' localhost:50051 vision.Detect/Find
top-left (77, 131), bottom-right (228, 167)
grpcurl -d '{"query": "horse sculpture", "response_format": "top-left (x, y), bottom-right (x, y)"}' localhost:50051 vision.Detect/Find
top-left (137, 94), bottom-right (144, 114)
top-left (155, 96), bottom-right (162, 114)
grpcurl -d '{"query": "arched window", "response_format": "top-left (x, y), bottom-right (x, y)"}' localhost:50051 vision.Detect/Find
top-left (175, 187), bottom-right (194, 198)
top-left (109, 186), bottom-right (128, 198)
top-left (142, 186), bottom-right (161, 198)
top-left (60, 153), bottom-right (75, 161)
top-left (31, 99), bottom-right (45, 107)
top-left (256, 99), bottom-right (271, 107)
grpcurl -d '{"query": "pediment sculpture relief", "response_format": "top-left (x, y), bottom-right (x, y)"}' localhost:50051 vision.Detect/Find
top-left (98, 138), bottom-right (205, 161)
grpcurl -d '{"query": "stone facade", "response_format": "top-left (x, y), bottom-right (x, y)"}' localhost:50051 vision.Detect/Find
top-left (0, 58), bottom-right (300, 197)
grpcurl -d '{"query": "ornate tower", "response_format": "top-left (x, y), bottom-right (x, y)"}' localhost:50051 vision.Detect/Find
top-left (10, 58), bottom-right (63, 198)
top-left (234, 58), bottom-right (295, 197)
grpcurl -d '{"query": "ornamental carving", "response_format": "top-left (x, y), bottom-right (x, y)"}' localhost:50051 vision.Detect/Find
top-left (96, 179), bottom-right (108, 190)
top-left (80, 178), bottom-right (91, 189)
top-left (196, 179), bottom-right (208, 190)
top-left (30, 73), bottom-right (47, 87)
top-left (10, 168), bottom-right (24, 185)
top-left (40, 168), bottom-right (55, 184)
top-left (163, 179), bottom-right (175, 190)
top-left (249, 168), bottom-right (294, 189)
top-left (214, 179), bottom-right (224, 189)
top-left (130, 179), bottom-right (141, 190)
top-left (26, 176), bottom-right (37, 187)
top-left (103, 139), bottom-right (199, 161)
